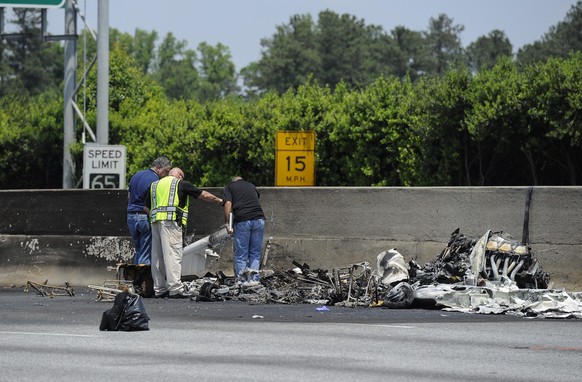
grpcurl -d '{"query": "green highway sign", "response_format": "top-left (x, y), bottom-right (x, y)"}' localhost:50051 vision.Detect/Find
top-left (0, 0), bottom-right (66, 8)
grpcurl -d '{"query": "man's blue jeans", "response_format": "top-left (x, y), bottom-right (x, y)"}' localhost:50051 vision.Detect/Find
top-left (127, 213), bottom-right (152, 265)
top-left (233, 219), bottom-right (265, 281)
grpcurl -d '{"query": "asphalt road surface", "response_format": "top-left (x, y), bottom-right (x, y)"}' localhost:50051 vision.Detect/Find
top-left (1, 286), bottom-right (581, 382)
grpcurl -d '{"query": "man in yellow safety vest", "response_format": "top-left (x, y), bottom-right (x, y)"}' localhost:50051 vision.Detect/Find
top-left (148, 167), bottom-right (223, 298)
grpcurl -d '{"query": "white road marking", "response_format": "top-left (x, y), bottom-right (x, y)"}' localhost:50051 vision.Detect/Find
top-left (0, 331), bottom-right (98, 338)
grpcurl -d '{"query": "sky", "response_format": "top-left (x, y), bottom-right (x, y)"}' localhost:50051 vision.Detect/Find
top-left (37, 0), bottom-right (580, 70)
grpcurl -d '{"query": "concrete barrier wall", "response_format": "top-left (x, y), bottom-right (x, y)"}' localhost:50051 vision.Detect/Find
top-left (1, 187), bottom-right (580, 290)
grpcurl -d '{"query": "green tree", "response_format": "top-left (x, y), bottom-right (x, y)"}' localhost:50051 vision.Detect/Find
top-left (518, 0), bottom-right (582, 64)
top-left (83, 44), bottom-right (160, 113)
top-left (386, 26), bottom-right (431, 81)
top-left (0, 91), bottom-right (63, 189)
top-left (412, 67), bottom-right (472, 185)
top-left (242, 14), bottom-right (318, 95)
top-left (107, 28), bottom-right (159, 75)
top-left (196, 42), bottom-right (239, 102)
top-left (79, 42), bottom-right (164, 165)
top-left (151, 32), bottom-right (199, 100)
top-left (242, 10), bottom-right (396, 94)
top-left (2, 8), bottom-right (63, 96)
top-left (0, 38), bottom-right (16, 97)
top-left (188, 98), bottom-right (264, 185)
top-left (114, 97), bottom-right (201, 181)
top-left (315, 10), bottom-right (381, 88)
top-left (520, 53), bottom-right (582, 184)
top-left (424, 14), bottom-right (465, 75)
top-left (79, 28), bottom-right (159, 76)
top-left (466, 30), bottom-right (513, 72)
top-left (130, 29), bottom-right (158, 74)
top-left (465, 58), bottom-right (528, 185)
top-left (316, 78), bottom-right (418, 186)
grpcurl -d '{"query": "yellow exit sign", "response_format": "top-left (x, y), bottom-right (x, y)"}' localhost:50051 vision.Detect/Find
top-left (275, 131), bottom-right (315, 186)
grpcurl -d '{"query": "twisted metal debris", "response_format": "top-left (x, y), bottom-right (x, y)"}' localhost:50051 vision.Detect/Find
top-left (25, 280), bottom-right (75, 297)
top-left (180, 228), bottom-right (582, 318)
top-left (185, 260), bottom-right (383, 308)
top-left (410, 228), bottom-right (550, 289)
top-left (85, 228), bottom-right (580, 318)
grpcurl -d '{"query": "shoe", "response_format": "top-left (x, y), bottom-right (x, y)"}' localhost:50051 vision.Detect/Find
top-left (168, 292), bottom-right (191, 299)
top-left (242, 280), bottom-right (260, 287)
top-left (154, 291), bottom-right (169, 299)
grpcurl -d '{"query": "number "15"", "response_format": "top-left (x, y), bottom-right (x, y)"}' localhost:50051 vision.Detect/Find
top-left (286, 156), bottom-right (306, 171)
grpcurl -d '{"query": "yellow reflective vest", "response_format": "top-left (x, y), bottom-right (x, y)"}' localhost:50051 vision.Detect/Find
top-left (150, 176), bottom-right (189, 227)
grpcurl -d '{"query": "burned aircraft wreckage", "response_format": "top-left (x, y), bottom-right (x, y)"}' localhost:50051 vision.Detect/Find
top-left (79, 224), bottom-right (581, 319)
top-left (144, 227), bottom-right (581, 319)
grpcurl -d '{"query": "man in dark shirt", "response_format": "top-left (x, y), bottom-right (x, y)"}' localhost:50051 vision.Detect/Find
top-left (222, 176), bottom-right (266, 285)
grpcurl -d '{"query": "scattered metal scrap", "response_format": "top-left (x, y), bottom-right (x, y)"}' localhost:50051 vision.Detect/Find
top-left (88, 281), bottom-right (133, 302)
top-left (183, 253), bottom-right (401, 308)
top-left (25, 280), bottom-right (75, 297)
top-left (410, 228), bottom-right (550, 289)
top-left (82, 226), bottom-right (578, 318)
top-left (176, 228), bottom-right (582, 319)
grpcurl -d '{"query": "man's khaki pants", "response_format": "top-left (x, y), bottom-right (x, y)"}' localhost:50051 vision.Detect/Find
top-left (151, 220), bottom-right (184, 296)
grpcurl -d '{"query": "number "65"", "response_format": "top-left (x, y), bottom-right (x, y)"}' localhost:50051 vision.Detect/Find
top-left (90, 174), bottom-right (118, 188)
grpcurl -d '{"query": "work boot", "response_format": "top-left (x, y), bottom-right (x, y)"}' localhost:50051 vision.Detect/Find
top-left (242, 280), bottom-right (260, 287)
top-left (168, 292), bottom-right (191, 299)
top-left (154, 291), bottom-right (169, 299)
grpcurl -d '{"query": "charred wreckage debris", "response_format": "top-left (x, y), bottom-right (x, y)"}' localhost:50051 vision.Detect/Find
top-left (75, 227), bottom-right (582, 319)
top-left (174, 228), bottom-right (582, 319)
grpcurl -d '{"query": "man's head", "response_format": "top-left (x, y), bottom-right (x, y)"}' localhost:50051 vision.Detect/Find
top-left (169, 167), bottom-right (185, 180)
top-left (151, 156), bottom-right (172, 178)
top-left (231, 176), bottom-right (243, 182)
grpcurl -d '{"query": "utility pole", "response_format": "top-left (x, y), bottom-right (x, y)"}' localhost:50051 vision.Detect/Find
top-left (1, 0), bottom-right (109, 188)
top-left (62, 0), bottom-right (76, 188)
top-left (96, 0), bottom-right (108, 145)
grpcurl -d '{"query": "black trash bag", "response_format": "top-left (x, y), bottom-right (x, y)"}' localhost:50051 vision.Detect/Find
top-left (99, 291), bottom-right (150, 331)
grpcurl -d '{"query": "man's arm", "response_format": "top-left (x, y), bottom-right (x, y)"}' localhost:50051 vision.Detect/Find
top-left (180, 180), bottom-right (223, 205)
top-left (199, 190), bottom-right (224, 205)
top-left (223, 200), bottom-right (233, 233)
top-left (145, 188), bottom-right (152, 212)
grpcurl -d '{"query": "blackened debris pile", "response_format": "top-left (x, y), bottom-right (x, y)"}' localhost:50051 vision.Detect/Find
top-left (186, 228), bottom-right (551, 308)
top-left (112, 228), bottom-right (581, 317)
top-left (410, 228), bottom-right (550, 289)
top-left (190, 260), bottom-right (382, 308)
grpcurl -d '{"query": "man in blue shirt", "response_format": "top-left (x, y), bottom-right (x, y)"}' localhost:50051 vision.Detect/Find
top-left (127, 156), bottom-right (172, 265)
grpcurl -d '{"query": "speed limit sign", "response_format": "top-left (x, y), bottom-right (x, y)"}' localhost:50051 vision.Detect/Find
top-left (83, 144), bottom-right (126, 189)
